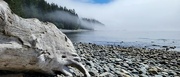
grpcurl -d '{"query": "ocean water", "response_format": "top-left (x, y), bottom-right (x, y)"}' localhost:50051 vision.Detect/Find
top-left (63, 30), bottom-right (180, 51)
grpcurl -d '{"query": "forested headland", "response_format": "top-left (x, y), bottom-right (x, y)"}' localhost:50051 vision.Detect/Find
top-left (4, 0), bottom-right (104, 30)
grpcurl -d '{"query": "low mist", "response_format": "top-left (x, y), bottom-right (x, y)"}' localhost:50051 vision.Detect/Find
top-left (23, 5), bottom-right (103, 30)
top-left (46, 11), bottom-right (103, 30)
top-left (45, 0), bottom-right (180, 31)
top-left (45, 11), bottom-right (79, 28)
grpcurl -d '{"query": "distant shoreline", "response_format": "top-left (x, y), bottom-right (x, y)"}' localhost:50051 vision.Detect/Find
top-left (73, 41), bottom-right (180, 52)
top-left (60, 29), bottom-right (91, 33)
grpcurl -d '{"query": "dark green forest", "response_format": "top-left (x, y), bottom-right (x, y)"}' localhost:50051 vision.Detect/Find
top-left (4, 0), bottom-right (104, 30)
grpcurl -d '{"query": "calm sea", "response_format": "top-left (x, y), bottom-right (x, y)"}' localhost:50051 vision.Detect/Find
top-left (63, 30), bottom-right (180, 51)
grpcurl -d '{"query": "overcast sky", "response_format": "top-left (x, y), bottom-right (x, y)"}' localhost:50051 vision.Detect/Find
top-left (45, 0), bottom-right (180, 31)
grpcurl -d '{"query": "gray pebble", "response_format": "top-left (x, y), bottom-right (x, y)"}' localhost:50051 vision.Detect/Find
top-left (99, 72), bottom-right (113, 77)
top-left (86, 61), bottom-right (94, 67)
top-left (155, 75), bottom-right (163, 77)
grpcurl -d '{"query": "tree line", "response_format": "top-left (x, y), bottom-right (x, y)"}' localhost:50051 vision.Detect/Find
top-left (4, 0), bottom-right (104, 30)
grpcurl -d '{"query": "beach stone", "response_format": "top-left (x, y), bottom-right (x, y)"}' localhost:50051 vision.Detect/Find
top-left (156, 67), bottom-right (164, 72)
top-left (107, 63), bottom-right (115, 71)
top-left (122, 63), bottom-right (129, 68)
top-left (139, 67), bottom-right (147, 74)
top-left (168, 70), bottom-right (177, 76)
top-left (89, 68), bottom-right (98, 76)
top-left (177, 58), bottom-right (180, 61)
top-left (109, 58), bottom-right (116, 62)
top-left (116, 72), bottom-right (131, 77)
top-left (133, 74), bottom-right (139, 77)
top-left (139, 74), bottom-right (148, 77)
top-left (110, 67), bottom-right (116, 72)
top-left (115, 65), bottom-right (121, 68)
top-left (124, 58), bottom-right (132, 63)
top-left (176, 71), bottom-right (180, 75)
top-left (162, 55), bottom-right (168, 59)
top-left (115, 69), bottom-right (132, 77)
top-left (148, 67), bottom-right (158, 74)
top-left (89, 71), bottom-right (96, 76)
top-left (161, 72), bottom-right (168, 75)
top-left (159, 61), bottom-right (168, 64)
top-left (155, 75), bottom-right (163, 77)
top-left (86, 61), bottom-right (94, 67)
top-left (103, 65), bottom-right (110, 72)
top-left (115, 58), bottom-right (122, 62)
top-left (99, 72), bottom-right (113, 77)
top-left (132, 69), bottom-right (139, 74)
top-left (73, 40), bottom-right (180, 76)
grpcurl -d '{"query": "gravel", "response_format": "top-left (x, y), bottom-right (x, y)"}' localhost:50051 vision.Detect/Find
top-left (73, 42), bottom-right (180, 77)
top-left (0, 42), bottom-right (179, 77)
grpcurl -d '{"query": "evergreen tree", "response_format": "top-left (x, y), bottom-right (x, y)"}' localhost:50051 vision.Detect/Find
top-left (4, 0), bottom-right (104, 30)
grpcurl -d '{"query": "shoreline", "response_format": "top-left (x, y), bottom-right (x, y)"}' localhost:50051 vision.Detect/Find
top-left (62, 29), bottom-right (180, 52)
top-left (73, 42), bottom-right (180, 76)
top-left (73, 41), bottom-right (180, 52)
top-left (60, 29), bottom-right (91, 33)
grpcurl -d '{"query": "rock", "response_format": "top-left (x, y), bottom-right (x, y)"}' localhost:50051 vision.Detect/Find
top-left (159, 61), bottom-right (168, 64)
top-left (139, 67), bottom-right (147, 74)
top-left (115, 58), bottom-right (122, 62)
top-left (107, 63), bottom-right (115, 71)
top-left (89, 69), bottom-right (99, 76)
top-left (103, 65), bottom-right (110, 72)
top-left (176, 71), bottom-right (180, 75)
top-left (122, 63), bottom-right (129, 68)
top-left (133, 74), bottom-right (139, 77)
top-left (99, 72), bottom-right (113, 76)
top-left (139, 74), bottom-right (148, 77)
top-left (115, 65), bottom-right (121, 68)
top-left (155, 75), bottom-right (163, 77)
top-left (74, 42), bottom-right (180, 76)
top-left (168, 70), bottom-right (177, 76)
top-left (115, 69), bottom-right (132, 77)
top-left (132, 69), bottom-right (139, 74)
top-left (88, 71), bottom-right (96, 76)
top-left (161, 72), bottom-right (168, 75)
top-left (156, 67), bottom-right (164, 72)
top-left (162, 55), bottom-right (167, 59)
top-left (86, 61), bottom-right (94, 67)
top-left (117, 72), bottom-right (131, 77)
top-left (124, 58), bottom-right (133, 63)
top-left (120, 69), bottom-right (131, 74)
top-left (177, 58), bottom-right (180, 61)
top-left (148, 67), bottom-right (158, 74)
top-left (109, 58), bottom-right (116, 62)
top-left (0, 1), bottom-right (90, 76)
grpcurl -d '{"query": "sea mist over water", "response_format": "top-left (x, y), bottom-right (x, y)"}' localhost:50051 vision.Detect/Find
top-left (44, 0), bottom-right (180, 50)
top-left (23, 5), bottom-right (102, 29)
top-left (45, 10), bottom-right (79, 27)
top-left (45, 0), bottom-right (180, 31)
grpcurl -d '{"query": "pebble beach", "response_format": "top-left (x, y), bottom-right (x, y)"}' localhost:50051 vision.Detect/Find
top-left (72, 42), bottom-right (180, 77)
top-left (0, 42), bottom-right (179, 77)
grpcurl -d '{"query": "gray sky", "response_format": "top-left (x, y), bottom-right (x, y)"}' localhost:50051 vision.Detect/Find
top-left (45, 0), bottom-right (180, 31)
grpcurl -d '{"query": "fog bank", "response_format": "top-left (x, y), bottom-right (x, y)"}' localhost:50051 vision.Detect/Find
top-left (45, 0), bottom-right (180, 31)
